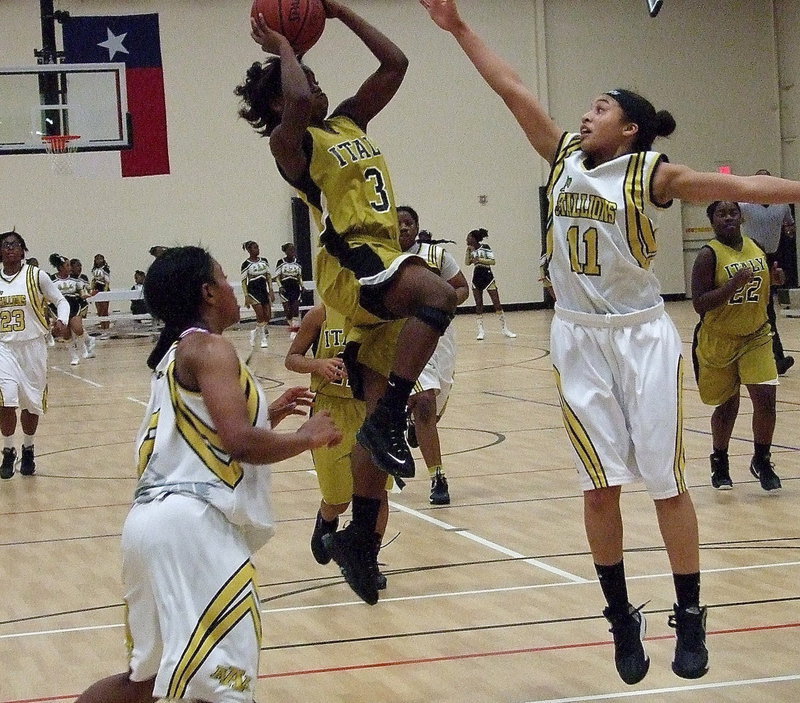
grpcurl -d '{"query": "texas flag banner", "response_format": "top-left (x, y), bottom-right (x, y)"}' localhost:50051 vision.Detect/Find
top-left (62, 13), bottom-right (170, 177)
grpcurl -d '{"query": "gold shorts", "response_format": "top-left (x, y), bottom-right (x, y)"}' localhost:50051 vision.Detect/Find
top-left (311, 393), bottom-right (392, 505)
top-left (315, 241), bottom-right (414, 377)
top-left (693, 323), bottom-right (777, 406)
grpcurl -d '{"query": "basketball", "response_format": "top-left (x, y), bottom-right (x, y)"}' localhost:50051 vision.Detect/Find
top-left (250, 0), bottom-right (326, 54)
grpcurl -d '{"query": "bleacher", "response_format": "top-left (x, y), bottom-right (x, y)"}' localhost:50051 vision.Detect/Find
top-left (84, 280), bottom-right (314, 337)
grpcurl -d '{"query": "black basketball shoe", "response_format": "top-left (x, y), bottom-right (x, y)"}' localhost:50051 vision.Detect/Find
top-left (603, 603), bottom-right (650, 685)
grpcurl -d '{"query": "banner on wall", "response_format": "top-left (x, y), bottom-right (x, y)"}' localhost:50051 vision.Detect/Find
top-left (62, 13), bottom-right (170, 178)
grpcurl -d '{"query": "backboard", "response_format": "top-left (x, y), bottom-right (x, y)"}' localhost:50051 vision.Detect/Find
top-left (0, 62), bottom-right (131, 154)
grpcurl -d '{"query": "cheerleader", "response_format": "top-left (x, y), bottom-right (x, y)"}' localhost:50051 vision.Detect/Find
top-left (50, 254), bottom-right (95, 365)
top-left (465, 228), bottom-right (516, 339)
top-left (275, 242), bottom-right (304, 339)
top-left (91, 254), bottom-right (111, 336)
top-left (241, 241), bottom-right (274, 348)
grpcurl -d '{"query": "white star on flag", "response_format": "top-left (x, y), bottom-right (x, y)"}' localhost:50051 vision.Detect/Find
top-left (97, 28), bottom-right (129, 60)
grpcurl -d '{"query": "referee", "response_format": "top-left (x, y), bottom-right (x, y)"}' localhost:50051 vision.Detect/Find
top-left (740, 170), bottom-right (796, 375)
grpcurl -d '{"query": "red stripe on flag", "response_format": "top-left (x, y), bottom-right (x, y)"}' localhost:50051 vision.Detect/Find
top-left (122, 68), bottom-right (170, 177)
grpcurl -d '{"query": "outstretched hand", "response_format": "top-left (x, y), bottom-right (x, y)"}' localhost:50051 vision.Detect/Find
top-left (250, 12), bottom-right (291, 54)
top-left (420, 0), bottom-right (464, 32)
top-left (299, 410), bottom-right (343, 449)
top-left (268, 386), bottom-right (314, 426)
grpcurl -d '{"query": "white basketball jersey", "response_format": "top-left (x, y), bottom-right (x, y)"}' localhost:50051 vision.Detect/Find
top-left (134, 332), bottom-right (275, 552)
top-left (408, 241), bottom-right (459, 363)
top-left (545, 133), bottom-right (671, 314)
top-left (0, 264), bottom-right (52, 341)
top-left (408, 241), bottom-right (460, 282)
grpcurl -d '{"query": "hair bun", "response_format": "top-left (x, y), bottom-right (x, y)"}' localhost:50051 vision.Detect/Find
top-left (655, 110), bottom-right (676, 138)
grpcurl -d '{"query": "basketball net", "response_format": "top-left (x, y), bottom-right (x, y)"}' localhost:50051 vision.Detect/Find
top-left (42, 135), bottom-right (80, 177)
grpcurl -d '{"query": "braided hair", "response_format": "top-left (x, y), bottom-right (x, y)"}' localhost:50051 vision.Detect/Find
top-left (144, 246), bottom-right (216, 369)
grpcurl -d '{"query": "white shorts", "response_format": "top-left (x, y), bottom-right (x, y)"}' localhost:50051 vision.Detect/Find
top-left (0, 337), bottom-right (47, 414)
top-left (412, 326), bottom-right (456, 417)
top-left (123, 494), bottom-right (262, 703)
top-left (550, 304), bottom-right (686, 500)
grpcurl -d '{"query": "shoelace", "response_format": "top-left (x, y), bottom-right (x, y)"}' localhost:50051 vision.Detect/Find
top-left (667, 607), bottom-right (706, 648)
top-left (607, 601), bottom-right (649, 635)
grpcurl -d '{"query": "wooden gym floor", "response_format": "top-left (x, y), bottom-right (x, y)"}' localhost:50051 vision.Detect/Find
top-left (0, 300), bottom-right (798, 703)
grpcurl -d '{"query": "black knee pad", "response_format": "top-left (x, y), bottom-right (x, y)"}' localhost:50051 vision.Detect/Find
top-left (341, 341), bottom-right (365, 401)
top-left (415, 305), bottom-right (453, 336)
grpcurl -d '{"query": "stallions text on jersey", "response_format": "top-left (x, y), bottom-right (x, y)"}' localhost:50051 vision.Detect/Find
top-left (310, 306), bottom-right (351, 399)
top-left (545, 133), bottom-right (672, 315)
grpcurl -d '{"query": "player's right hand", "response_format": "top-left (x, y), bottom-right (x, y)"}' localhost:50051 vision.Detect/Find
top-left (250, 13), bottom-right (290, 54)
top-left (731, 266), bottom-right (754, 288)
top-left (300, 410), bottom-right (343, 449)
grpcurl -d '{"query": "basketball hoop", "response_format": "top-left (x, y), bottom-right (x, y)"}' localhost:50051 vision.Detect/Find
top-left (42, 134), bottom-right (80, 154)
top-left (42, 134), bottom-right (80, 176)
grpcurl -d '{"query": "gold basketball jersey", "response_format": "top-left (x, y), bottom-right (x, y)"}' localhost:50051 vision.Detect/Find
top-left (291, 115), bottom-right (400, 245)
top-left (311, 305), bottom-right (353, 399)
top-left (701, 237), bottom-right (770, 337)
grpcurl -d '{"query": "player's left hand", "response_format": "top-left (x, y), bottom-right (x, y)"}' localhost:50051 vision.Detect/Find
top-left (269, 386), bottom-right (314, 426)
top-left (771, 260), bottom-right (787, 286)
top-left (52, 320), bottom-right (69, 340)
top-left (420, 0), bottom-right (464, 32)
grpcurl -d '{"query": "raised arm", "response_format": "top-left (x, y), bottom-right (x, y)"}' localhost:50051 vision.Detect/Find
top-left (326, 1), bottom-right (408, 129)
top-left (250, 15), bottom-right (314, 182)
top-left (421, 0), bottom-right (561, 164)
top-left (655, 163), bottom-right (800, 208)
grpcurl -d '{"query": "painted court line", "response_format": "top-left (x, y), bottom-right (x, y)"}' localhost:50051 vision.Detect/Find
top-left (523, 673), bottom-right (800, 702)
top-left (2, 560), bottom-right (798, 640)
top-left (390, 500), bottom-right (589, 583)
top-left (50, 366), bottom-right (102, 388)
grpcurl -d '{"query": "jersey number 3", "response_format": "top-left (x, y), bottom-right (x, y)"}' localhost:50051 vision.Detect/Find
top-left (364, 167), bottom-right (390, 213)
top-left (567, 225), bottom-right (601, 276)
